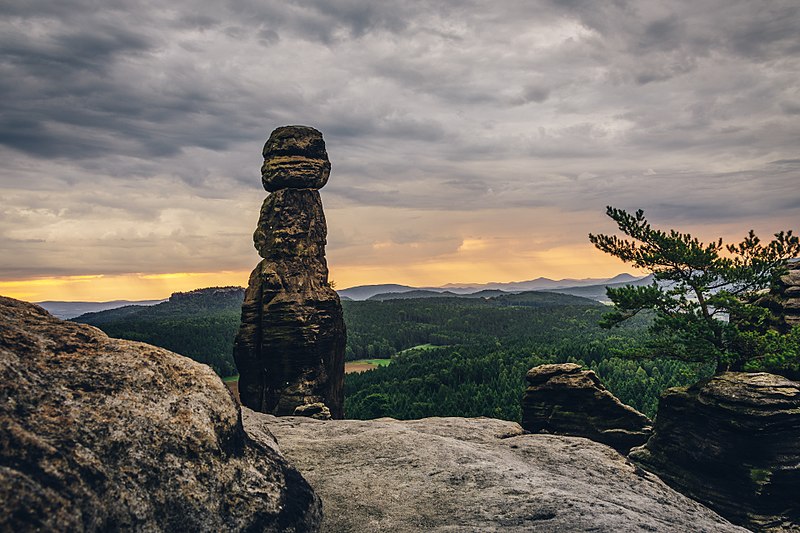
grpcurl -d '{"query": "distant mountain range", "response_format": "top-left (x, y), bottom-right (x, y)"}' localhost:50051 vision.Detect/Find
top-left (71, 287), bottom-right (245, 324)
top-left (39, 286), bottom-right (244, 319)
top-left (437, 273), bottom-right (641, 293)
top-left (334, 284), bottom-right (418, 301)
top-left (36, 299), bottom-right (166, 319)
top-left (367, 289), bottom-right (511, 301)
top-left (540, 274), bottom-right (654, 303)
top-left (36, 274), bottom-right (649, 318)
top-left (339, 273), bottom-right (647, 301)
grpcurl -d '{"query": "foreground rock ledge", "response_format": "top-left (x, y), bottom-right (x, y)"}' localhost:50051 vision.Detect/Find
top-left (244, 410), bottom-right (746, 532)
top-left (0, 297), bottom-right (321, 533)
top-left (630, 372), bottom-right (800, 532)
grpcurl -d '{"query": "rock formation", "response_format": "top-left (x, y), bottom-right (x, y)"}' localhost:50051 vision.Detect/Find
top-left (629, 372), bottom-right (800, 532)
top-left (0, 296), bottom-right (321, 533)
top-left (244, 410), bottom-right (747, 532)
top-left (741, 260), bottom-right (800, 340)
top-left (780, 260), bottom-right (800, 329)
top-left (234, 125), bottom-right (346, 419)
top-left (522, 363), bottom-right (653, 454)
top-left (759, 260), bottom-right (800, 333)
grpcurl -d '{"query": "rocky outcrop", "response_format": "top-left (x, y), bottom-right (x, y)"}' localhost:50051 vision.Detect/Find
top-left (749, 260), bottom-right (800, 340)
top-left (767, 260), bottom-right (800, 332)
top-left (245, 410), bottom-right (746, 532)
top-left (782, 261), bottom-right (800, 328)
top-left (234, 125), bottom-right (345, 419)
top-left (630, 372), bottom-right (800, 532)
top-left (522, 363), bottom-right (653, 454)
top-left (0, 296), bottom-right (321, 532)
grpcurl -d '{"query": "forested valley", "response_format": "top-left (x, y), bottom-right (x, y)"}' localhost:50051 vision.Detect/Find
top-left (342, 295), bottom-right (711, 419)
top-left (75, 288), bottom-right (712, 420)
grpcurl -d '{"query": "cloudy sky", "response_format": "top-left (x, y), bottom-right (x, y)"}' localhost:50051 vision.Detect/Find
top-left (1, 0), bottom-right (799, 301)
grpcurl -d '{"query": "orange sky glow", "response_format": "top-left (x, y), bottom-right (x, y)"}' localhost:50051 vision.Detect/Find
top-left (4, 212), bottom-right (797, 303)
top-left (3, 247), bottom-right (637, 303)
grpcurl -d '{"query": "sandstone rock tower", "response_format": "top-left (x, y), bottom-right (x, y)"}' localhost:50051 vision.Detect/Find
top-left (234, 126), bottom-right (345, 419)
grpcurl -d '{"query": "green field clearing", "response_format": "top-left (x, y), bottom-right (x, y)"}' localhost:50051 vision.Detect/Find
top-left (350, 358), bottom-right (392, 367)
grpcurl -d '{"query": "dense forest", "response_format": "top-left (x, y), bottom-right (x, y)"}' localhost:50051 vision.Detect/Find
top-left (342, 296), bottom-right (711, 419)
top-left (343, 292), bottom-right (608, 360)
top-left (345, 344), bottom-right (709, 420)
top-left (75, 287), bottom-right (712, 420)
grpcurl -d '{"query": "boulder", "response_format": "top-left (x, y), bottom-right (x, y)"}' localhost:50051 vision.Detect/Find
top-left (244, 410), bottom-right (747, 532)
top-left (630, 372), bottom-right (800, 531)
top-left (234, 125), bottom-right (345, 418)
top-left (0, 296), bottom-right (321, 533)
top-left (522, 363), bottom-right (652, 454)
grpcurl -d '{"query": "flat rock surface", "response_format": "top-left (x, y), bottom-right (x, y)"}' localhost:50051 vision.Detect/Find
top-left (0, 297), bottom-right (321, 532)
top-left (244, 410), bottom-right (746, 533)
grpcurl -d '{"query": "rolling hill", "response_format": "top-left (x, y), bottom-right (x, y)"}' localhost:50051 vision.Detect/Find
top-left (36, 299), bottom-right (165, 319)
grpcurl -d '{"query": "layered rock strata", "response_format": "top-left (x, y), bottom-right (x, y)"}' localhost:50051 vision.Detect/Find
top-left (0, 296), bottom-right (321, 532)
top-left (765, 260), bottom-right (800, 332)
top-left (629, 372), bottom-right (800, 532)
top-left (234, 125), bottom-right (345, 419)
top-left (522, 363), bottom-right (653, 454)
top-left (245, 410), bottom-right (747, 532)
top-left (782, 260), bottom-right (800, 328)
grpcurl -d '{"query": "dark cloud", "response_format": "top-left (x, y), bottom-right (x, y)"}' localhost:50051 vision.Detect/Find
top-left (0, 0), bottom-right (798, 281)
top-left (520, 86), bottom-right (551, 104)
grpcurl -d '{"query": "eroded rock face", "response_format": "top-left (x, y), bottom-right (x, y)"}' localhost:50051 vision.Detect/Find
top-left (0, 296), bottom-right (321, 533)
top-left (751, 261), bottom-right (800, 340)
top-left (630, 372), bottom-right (800, 532)
top-left (261, 125), bottom-right (331, 192)
top-left (522, 363), bottom-right (653, 454)
top-left (773, 261), bottom-right (800, 331)
top-left (234, 125), bottom-right (345, 419)
top-left (244, 410), bottom-right (746, 532)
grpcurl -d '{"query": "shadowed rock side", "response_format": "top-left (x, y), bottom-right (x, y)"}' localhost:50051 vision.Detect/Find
top-left (234, 126), bottom-right (345, 419)
top-left (758, 260), bottom-right (800, 334)
top-left (782, 261), bottom-right (800, 329)
top-left (630, 372), bottom-right (800, 532)
top-left (244, 410), bottom-right (747, 533)
top-left (0, 296), bottom-right (321, 533)
top-left (522, 363), bottom-right (653, 454)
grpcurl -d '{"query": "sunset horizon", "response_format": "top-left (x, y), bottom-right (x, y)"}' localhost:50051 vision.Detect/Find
top-left (3, 207), bottom-right (798, 302)
top-left (5, 261), bottom-right (643, 303)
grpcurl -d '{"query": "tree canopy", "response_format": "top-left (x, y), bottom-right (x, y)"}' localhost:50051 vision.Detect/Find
top-left (589, 207), bottom-right (800, 374)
